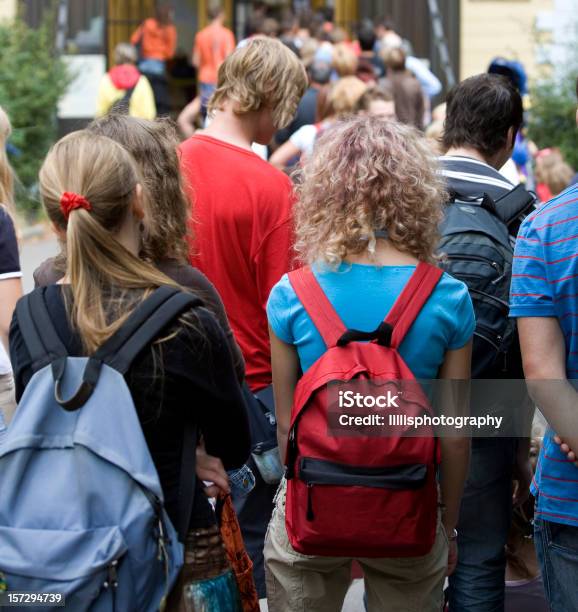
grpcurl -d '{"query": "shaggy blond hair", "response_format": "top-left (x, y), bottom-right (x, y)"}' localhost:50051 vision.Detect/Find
top-left (294, 116), bottom-right (447, 267)
top-left (209, 38), bottom-right (307, 129)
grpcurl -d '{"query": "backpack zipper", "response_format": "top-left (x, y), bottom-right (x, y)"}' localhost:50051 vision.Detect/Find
top-left (156, 516), bottom-right (171, 612)
top-left (445, 254), bottom-right (502, 270)
top-left (300, 457), bottom-right (428, 489)
top-left (444, 255), bottom-right (506, 284)
top-left (103, 559), bottom-right (119, 611)
top-left (469, 287), bottom-right (510, 310)
top-left (474, 328), bottom-right (501, 351)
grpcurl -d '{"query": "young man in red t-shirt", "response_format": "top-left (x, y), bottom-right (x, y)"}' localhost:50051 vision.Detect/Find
top-left (179, 37), bottom-right (307, 597)
top-left (180, 38), bottom-right (306, 393)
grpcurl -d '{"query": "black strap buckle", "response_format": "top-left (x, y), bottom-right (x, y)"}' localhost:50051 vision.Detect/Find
top-left (337, 322), bottom-right (393, 347)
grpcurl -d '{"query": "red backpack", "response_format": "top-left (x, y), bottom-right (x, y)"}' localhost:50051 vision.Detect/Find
top-left (284, 262), bottom-right (443, 558)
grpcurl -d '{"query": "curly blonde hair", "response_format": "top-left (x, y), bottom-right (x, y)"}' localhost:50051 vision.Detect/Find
top-left (209, 38), bottom-right (307, 129)
top-left (294, 116), bottom-right (447, 267)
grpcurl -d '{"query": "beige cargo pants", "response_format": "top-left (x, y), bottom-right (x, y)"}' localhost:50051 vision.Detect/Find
top-left (264, 479), bottom-right (448, 612)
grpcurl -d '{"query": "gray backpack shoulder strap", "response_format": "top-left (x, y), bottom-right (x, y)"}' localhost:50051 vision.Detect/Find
top-left (16, 288), bottom-right (68, 372)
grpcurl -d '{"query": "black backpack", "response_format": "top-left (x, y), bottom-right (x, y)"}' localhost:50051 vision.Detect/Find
top-left (438, 184), bottom-right (535, 378)
top-left (109, 85), bottom-right (137, 115)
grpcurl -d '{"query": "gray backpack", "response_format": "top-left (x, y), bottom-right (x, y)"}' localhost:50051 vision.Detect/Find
top-left (0, 286), bottom-right (202, 611)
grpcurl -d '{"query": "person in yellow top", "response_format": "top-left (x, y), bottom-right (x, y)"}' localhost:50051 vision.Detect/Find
top-left (96, 43), bottom-right (156, 120)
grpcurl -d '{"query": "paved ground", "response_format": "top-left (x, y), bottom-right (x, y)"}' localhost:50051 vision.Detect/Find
top-left (20, 236), bottom-right (58, 293)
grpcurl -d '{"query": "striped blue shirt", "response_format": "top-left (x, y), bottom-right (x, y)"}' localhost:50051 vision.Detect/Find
top-left (510, 184), bottom-right (578, 526)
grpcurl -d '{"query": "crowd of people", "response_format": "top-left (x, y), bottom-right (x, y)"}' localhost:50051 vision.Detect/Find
top-left (1, 3), bottom-right (578, 612)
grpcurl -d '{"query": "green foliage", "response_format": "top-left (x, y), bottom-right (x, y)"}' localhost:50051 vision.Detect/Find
top-left (527, 70), bottom-right (578, 172)
top-left (0, 14), bottom-right (70, 215)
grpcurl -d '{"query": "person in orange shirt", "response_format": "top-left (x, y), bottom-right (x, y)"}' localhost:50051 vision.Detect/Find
top-left (192, 4), bottom-right (235, 116)
top-left (131, 4), bottom-right (177, 115)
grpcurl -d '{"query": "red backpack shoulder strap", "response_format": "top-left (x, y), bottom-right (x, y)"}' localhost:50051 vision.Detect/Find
top-left (384, 262), bottom-right (443, 348)
top-left (288, 266), bottom-right (347, 349)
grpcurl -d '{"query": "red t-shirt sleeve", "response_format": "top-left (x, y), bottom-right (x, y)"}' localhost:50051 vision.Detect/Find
top-left (254, 217), bottom-right (295, 311)
top-left (253, 174), bottom-right (296, 308)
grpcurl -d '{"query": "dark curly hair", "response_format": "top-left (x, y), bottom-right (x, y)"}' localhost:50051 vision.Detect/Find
top-left (442, 73), bottom-right (523, 160)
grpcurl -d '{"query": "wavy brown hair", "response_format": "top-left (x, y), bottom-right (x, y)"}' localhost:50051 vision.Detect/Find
top-left (294, 116), bottom-right (447, 267)
top-left (88, 114), bottom-right (189, 263)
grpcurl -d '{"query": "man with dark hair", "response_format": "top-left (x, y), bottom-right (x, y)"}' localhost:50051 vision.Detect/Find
top-left (441, 73), bottom-right (533, 612)
top-left (510, 74), bottom-right (578, 612)
top-left (442, 73), bottom-right (523, 191)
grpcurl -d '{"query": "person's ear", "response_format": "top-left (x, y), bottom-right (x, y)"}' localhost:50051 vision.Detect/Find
top-left (132, 183), bottom-right (145, 221)
top-left (507, 126), bottom-right (517, 151)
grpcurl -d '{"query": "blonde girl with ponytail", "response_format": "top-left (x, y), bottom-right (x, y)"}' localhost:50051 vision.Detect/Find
top-left (0, 106), bottom-right (22, 427)
top-left (9, 130), bottom-right (251, 609)
top-left (33, 114), bottom-right (244, 381)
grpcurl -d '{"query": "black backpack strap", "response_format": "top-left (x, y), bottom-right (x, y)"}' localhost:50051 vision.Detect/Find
top-left (178, 420), bottom-right (198, 542)
top-left (16, 288), bottom-right (68, 372)
top-left (93, 286), bottom-right (203, 374)
top-left (492, 183), bottom-right (536, 227)
top-left (449, 185), bottom-right (535, 228)
top-left (110, 85), bottom-right (137, 115)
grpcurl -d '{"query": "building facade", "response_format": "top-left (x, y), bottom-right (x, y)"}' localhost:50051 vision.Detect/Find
top-left (459, 0), bottom-right (555, 79)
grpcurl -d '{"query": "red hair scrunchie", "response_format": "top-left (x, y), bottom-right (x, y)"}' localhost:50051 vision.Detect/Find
top-left (60, 191), bottom-right (92, 221)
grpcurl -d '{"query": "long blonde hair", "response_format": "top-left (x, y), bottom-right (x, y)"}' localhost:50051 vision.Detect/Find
top-left (0, 106), bottom-right (15, 214)
top-left (39, 131), bottom-right (181, 353)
